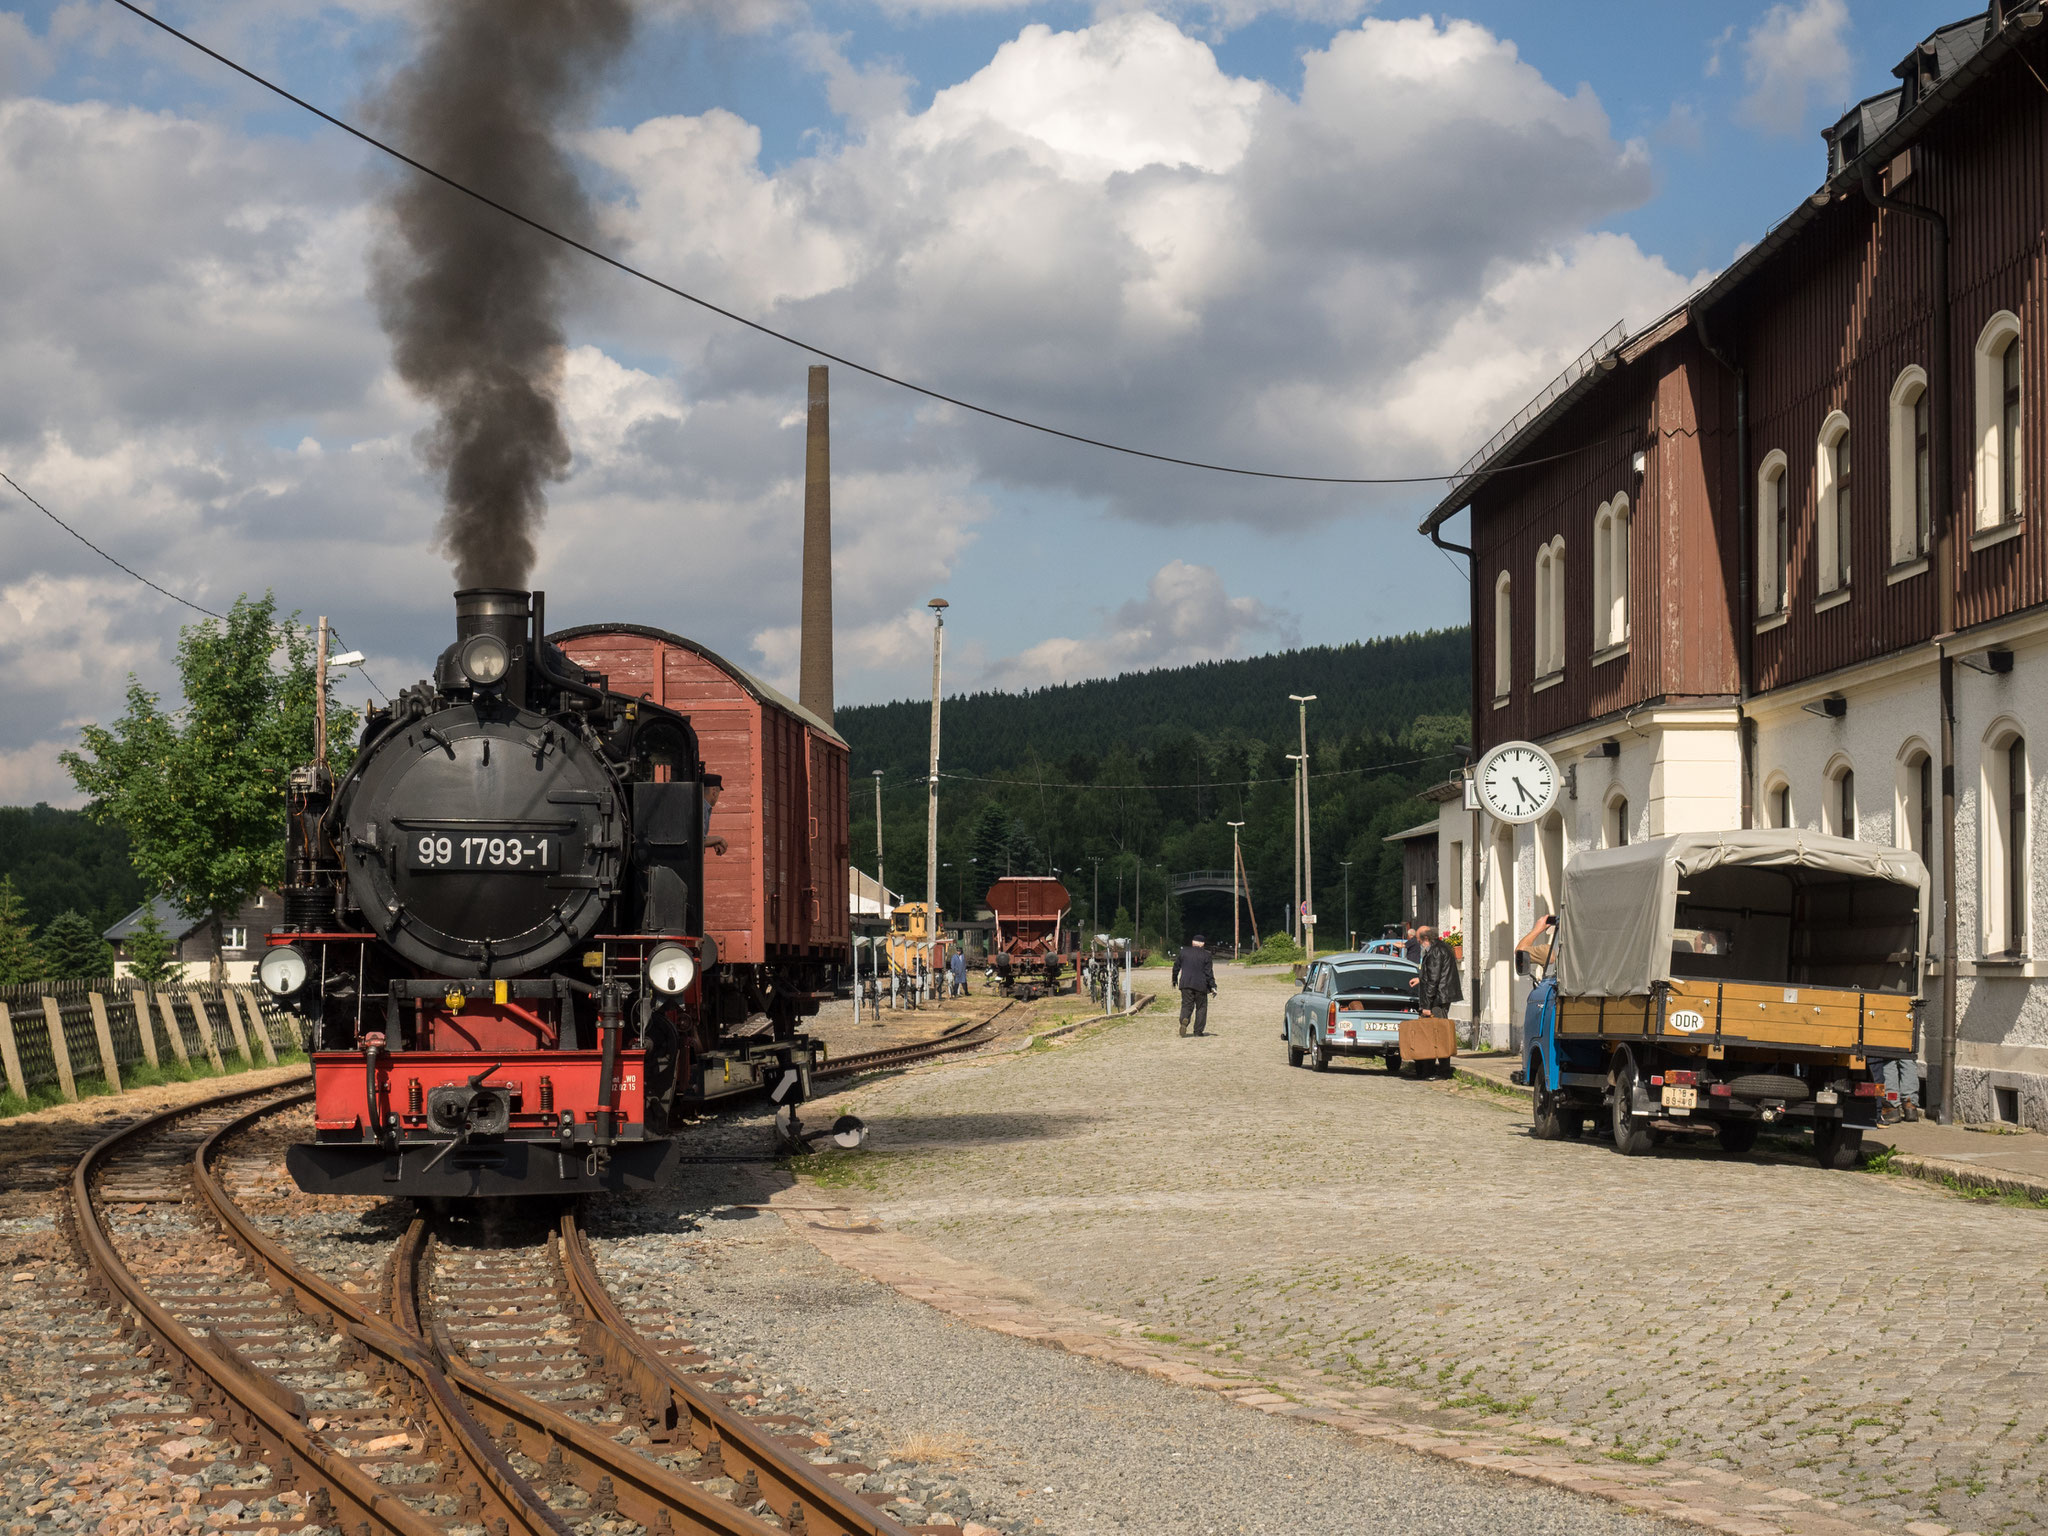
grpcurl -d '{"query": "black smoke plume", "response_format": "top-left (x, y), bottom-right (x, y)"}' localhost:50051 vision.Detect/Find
top-left (370, 0), bottom-right (633, 588)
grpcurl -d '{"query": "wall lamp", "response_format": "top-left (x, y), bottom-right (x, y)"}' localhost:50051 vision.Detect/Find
top-left (1958, 648), bottom-right (2015, 676)
top-left (1801, 695), bottom-right (1848, 719)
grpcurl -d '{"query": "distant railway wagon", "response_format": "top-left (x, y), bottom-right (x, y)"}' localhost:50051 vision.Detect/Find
top-left (986, 875), bottom-right (1072, 998)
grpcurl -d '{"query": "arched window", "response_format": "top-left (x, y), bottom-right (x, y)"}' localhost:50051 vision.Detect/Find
top-left (1533, 546), bottom-right (1552, 680)
top-left (1764, 775), bottom-right (1793, 829)
top-left (1889, 367), bottom-right (1931, 566)
top-left (1605, 791), bottom-right (1629, 848)
top-left (1817, 412), bottom-right (1852, 596)
top-left (1546, 536), bottom-right (1565, 674)
top-left (1593, 496), bottom-right (1630, 652)
top-left (1897, 742), bottom-right (1933, 860)
top-left (1825, 757), bottom-right (1856, 838)
top-left (1976, 311), bottom-right (2023, 531)
top-left (1757, 451), bottom-right (1790, 616)
top-left (1493, 571), bottom-right (1512, 699)
top-left (1984, 724), bottom-right (2030, 956)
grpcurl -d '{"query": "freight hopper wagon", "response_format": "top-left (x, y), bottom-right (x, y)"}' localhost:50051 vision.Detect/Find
top-left (1522, 831), bottom-right (1927, 1167)
top-left (554, 624), bottom-right (850, 1104)
top-left (987, 875), bottom-right (1071, 999)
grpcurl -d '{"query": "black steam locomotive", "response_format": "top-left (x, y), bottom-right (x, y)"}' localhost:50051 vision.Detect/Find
top-left (268, 588), bottom-right (723, 1200)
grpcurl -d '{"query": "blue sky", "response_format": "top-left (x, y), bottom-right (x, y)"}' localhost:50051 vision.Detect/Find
top-left (0, 0), bottom-right (1951, 800)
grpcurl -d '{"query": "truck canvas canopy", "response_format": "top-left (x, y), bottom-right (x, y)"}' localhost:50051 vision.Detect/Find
top-left (1556, 831), bottom-right (1928, 999)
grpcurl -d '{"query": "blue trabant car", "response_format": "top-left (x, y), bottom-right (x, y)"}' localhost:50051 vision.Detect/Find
top-left (1281, 952), bottom-right (1420, 1071)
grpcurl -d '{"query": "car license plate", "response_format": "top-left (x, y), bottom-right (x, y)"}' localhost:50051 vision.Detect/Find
top-left (1816, 1089), bottom-right (1839, 1106)
top-left (1662, 1085), bottom-right (1697, 1109)
top-left (408, 831), bottom-right (556, 871)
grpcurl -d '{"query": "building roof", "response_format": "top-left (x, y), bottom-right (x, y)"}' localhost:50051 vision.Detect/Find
top-left (1416, 5), bottom-right (2038, 538)
top-left (549, 623), bottom-right (849, 746)
top-left (1382, 820), bottom-right (1441, 845)
top-left (104, 896), bottom-right (200, 944)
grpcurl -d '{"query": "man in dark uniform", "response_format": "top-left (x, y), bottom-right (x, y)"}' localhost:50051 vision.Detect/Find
top-left (1172, 934), bottom-right (1217, 1037)
top-left (1406, 924), bottom-right (1463, 1075)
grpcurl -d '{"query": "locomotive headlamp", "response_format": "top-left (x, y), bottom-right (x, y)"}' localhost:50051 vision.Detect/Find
top-left (258, 944), bottom-right (309, 996)
top-left (647, 943), bottom-right (696, 994)
top-left (459, 633), bottom-right (511, 689)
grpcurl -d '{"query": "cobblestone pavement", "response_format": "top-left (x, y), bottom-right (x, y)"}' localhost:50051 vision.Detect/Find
top-left (803, 973), bottom-right (2048, 1536)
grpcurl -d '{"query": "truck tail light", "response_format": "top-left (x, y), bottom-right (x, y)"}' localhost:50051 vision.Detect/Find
top-left (1709, 1083), bottom-right (1732, 1097)
top-left (1650, 1075), bottom-right (1664, 1087)
top-left (1666, 1070), bottom-right (1698, 1086)
top-left (1854, 1082), bottom-right (1883, 1097)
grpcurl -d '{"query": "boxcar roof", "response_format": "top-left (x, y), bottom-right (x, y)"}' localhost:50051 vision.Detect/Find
top-left (550, 622), bottom-right (848, 747)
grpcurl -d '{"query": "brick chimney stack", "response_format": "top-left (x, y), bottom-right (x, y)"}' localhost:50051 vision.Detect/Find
top-left (799, 364), bottom-right (834, 725)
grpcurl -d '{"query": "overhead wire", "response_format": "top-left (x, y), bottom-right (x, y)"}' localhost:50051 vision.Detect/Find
top-left (3, 469), bottom-right (390, 701)
top-left (857, 751), bottom-right (1463, 793)
top-left (106, 0), bottom-right (1629, 492)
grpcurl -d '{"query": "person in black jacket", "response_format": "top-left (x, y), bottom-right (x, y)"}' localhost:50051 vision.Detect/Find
top-left (1172, 935), bottom-right (1217, 1037)
top-left (1412, 925), bottom-right (1462, 1016)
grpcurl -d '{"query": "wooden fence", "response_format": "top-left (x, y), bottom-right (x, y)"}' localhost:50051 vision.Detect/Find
top-left (0, 978), bottom-right (306, 1104)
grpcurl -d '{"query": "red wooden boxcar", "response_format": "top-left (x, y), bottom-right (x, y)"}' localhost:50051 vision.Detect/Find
top-left (985, 875), bottom-right (1072, 997)
top-left (554, 622), bottom-right (850, 988)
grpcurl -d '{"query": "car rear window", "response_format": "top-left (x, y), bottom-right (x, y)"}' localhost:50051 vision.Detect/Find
top-left (1333, 965), bottom-right (1412, 996)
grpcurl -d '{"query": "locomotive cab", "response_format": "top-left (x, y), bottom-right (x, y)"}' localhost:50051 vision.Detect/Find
top-left (272, 588), bottom-right (731, 1200)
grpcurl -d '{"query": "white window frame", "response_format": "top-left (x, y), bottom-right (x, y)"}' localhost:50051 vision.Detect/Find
top-left (1757, 451), bottom-right (1790, 616)
top-left (1764, 773), bottom-right (1793, 829)
top-left (1533, 546), bottom-right (1553, 682)
top-left (1888, 366), bottom-right (1931, 567)
top-left (1604, 791), bottom-right (1629, 849)
top-left (1982, 720), bottom-right (2030, 957)
top-left (1606, 494), bottom-right (1629, 648)
top-left (1543, 535), bottom-right (1565, 676)
top-left (1823, 755), bottom-right (1856, 839)
top-left (1493, 571), bottom-right (1512, 700)
top-left (1592, 499), bottom-right (1613, 650)
top-left (1895, 739), bottom-right (1933, 861)
top-left (1975, 310), bottom-right (2023, 533)
top-left (221, 926), bottom-right (249, 953)
top-left (1816, 411), bottom-right (1852, 596)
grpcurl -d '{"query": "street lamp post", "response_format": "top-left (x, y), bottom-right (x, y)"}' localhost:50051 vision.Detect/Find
top-left (872, 769), bottom-right (886, 915)
top-left (1285, 752), bottom-right (1305, 944)
top-left (1227, 819), bottom-right (1245, 958)
top-left (925, 599), bottom-right (948, 933)
top-left (1290, 693), bottom-right (1317, 961)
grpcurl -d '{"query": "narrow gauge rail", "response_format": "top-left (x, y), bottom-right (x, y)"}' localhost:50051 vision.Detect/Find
top-left (67, 1080), bottom-right (922, 1535)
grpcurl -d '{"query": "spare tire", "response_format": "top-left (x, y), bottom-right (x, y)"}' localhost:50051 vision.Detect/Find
top-left (1727, 1072), bottom-right (1809, 1101)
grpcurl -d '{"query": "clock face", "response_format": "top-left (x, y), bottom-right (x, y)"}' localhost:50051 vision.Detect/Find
top-left (1477, 742), bottom-right (1560, 824)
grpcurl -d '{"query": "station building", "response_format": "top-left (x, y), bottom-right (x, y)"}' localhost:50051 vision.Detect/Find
top-left (1416, 4), bottom-right (2047, 1126)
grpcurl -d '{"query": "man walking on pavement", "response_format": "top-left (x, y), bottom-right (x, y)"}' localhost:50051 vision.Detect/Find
top-left (948, 948), bottom-right (969, 998)
top-left (1173, 934), bottom-right (1217, 1037)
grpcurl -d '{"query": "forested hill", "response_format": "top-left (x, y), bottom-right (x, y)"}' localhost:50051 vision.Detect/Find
top-left (837, 628), bottom-right (1470, 779)
top-left (843, 627), bottom-right (1472, 948)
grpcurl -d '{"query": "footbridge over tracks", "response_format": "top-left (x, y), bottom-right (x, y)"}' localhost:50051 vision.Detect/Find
top-left (1173, 869), bottom-right (1242, 897)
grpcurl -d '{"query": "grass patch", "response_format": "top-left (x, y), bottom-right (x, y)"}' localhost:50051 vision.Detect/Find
top-left (781, 1146), bottom-right (919, 1192)
top-left (0, 1049), bottom-right (307, 1120)
top-left (1455, 1069), bottom-right (1527, 1102)
top-left (1139, 1330), bottom-right (1182, 1344)
top-left (1445, 1389), bottom-right (1535, 1418)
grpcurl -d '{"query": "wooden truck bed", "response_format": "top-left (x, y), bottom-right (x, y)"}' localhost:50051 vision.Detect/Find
top-left (1556, 979), bottom-right (1914, 1058)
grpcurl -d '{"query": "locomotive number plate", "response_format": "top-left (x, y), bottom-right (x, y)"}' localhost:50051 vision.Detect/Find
top-left (410, 832), bottom-right (555, 870)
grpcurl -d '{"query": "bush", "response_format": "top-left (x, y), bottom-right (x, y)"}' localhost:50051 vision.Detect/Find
top-left (1244, 932), bottom-right (1305, 965)
top-left (39, 910), bottom-right (114, 980)
top-left (125, 909), bottom-right (176, 988)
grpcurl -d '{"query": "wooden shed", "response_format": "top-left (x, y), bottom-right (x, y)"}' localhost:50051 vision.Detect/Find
top-left (551, 625), bottom-right (850, 968)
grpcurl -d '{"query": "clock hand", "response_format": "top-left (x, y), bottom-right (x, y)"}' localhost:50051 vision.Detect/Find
top-left (1513, 775), bottom-right (1534, 808)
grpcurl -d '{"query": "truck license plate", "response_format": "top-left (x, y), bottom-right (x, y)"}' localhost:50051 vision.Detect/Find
top-left (1662, 1085), bottom-right (1697, 1109)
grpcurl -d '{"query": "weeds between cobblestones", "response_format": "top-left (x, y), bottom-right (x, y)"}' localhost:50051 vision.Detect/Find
top-left (785, 975), bottom-right (2048, 1536)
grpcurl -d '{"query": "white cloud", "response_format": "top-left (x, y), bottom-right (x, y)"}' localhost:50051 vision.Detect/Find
top-left (1737, 0), bottom-right (1852, 135)
top-left (978, 559), bottom-right (1291, 689)
top-left (0, 5), bottom-right (1694, 787)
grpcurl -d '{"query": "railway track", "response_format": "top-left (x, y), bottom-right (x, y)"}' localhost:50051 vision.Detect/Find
top-left (67, 1075), bottom-right (936, 1534)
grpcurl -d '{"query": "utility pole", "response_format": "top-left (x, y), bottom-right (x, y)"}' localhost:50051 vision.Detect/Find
top-left (1291, 693), bottom-right (1317, 961)
top-left (1133, 856), bottom-right (1142, 950)
top-left (1091, 856), bottom-right (1103, 933)
top-left (1340, 860), bottom-right (1353, 951)
top-left (1286, 752), bottom-right (1305, 943)
top-left (314, 616), bottom-right (329, 767)
top-left (873, 769), bottom-right (886, 915)
top-left (1227, 820), bottom-right (1245, 957)
top-left (925, 599), bottom-right (948, 937)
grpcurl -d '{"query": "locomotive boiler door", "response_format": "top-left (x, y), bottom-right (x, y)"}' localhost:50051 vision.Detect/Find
top-left (343, 707), bottom-right (623, 977)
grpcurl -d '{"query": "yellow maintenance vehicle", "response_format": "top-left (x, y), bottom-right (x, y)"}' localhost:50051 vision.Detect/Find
top-left (1519, 831), bottom-right (1926, 1167)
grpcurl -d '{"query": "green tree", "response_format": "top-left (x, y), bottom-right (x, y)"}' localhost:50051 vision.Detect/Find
top-left (0, 877), bottom-right (41, 985)
top-left (1110, 903), bottom-right (1133, 941)
top-left (61, 594), bottom-right (357, 981)
top-left (125, 908), bottom-right (177, 989)
top-left (38, 910), bottom-right (113, 980)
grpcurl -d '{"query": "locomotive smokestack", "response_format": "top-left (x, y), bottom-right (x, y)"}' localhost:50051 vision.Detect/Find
top-left (453, 587), bottom-right (532, 700)
top-left (798, 365), bottom-right (835, 726)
